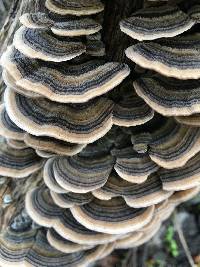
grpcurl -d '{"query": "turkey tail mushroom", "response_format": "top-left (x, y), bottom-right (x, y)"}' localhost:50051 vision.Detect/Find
top-left (120, 5), bottom-right (195, 41)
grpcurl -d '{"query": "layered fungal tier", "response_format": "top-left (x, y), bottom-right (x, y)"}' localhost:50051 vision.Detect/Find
top-left (0, 0), bottom-right (200, 266)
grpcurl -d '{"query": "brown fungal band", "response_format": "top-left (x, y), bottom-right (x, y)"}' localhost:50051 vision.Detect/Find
top-left (120, 5), bottom-right (195, 41)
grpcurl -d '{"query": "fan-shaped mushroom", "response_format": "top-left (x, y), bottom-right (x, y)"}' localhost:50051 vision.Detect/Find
top-left (25, 187), bottom-right (121, 245)
top-left (0, 138), bottom-right (43, 178)
top-left (93, 171), bottom-right (172, 208)
top-left (1, 46), bottom-right (130, 103)
top-left (112, 147), bottom-right (159, 183)
top-left (0, 104), bottom-right (25, 141)
top-left (5, 88), bottom-right (114, 144)
top-left (14, 26), bottom-right (86, 62)
top-left (24, 133), bottom-right (86, 156)
top-left (71, 197), bottom-right (154, 234)
top-left (134, 74), bottom-right (200, 116)
top-left (45, 0), bottom-right (104, 16)
top-left (125, 35), bottom-right (200, 79)
top-left (120, 5), bottom-right (195, 41)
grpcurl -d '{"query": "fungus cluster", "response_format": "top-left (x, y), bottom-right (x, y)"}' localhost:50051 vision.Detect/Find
top-left (0, 1), bottom-right (200, 266)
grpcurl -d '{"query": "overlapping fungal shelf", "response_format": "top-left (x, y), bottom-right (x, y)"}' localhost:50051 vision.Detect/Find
top-left (0, 0), bottom-right (200, 266)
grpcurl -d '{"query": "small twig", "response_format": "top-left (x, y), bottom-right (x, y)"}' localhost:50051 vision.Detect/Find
top-left (121, 248), bottom-right (137, 267)
top-left (173, 211), bottom-right (196, 267)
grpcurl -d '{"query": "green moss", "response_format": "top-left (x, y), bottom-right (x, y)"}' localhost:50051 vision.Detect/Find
top-left (165, 225), bottom-right (179, 258)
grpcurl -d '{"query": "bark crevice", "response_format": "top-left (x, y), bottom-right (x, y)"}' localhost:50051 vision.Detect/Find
top-left (102, 0), bottom-right (143, 63)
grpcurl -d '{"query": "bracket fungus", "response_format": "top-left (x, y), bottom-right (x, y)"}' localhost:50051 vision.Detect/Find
top-left (134, 75), bottom-right (200, 116)
top-left (1, 1), bottom-right (200, 265)
top-left (158, 151), bottom-right (200, 191)
top-left (43, 157), bottom-right (70, 194)
top-left (24, 134), bottom-right (86, 156)
top-left (175, 113), bottom-right (200, 126)
top-left (152, 130), bottom-right (200, 169)
top-left (92, 172), bottom-right (173, 208)
top-left (45, 0), bottom-right (104, 16)
top-left (0, 226), bottom-right (113, 267)
top-left (125, 36), bottom-right (200, 79)
top-left (113, 92), bottom-right (154, 127)
top-left (50, 154), bottom-right (114, 193)
top-left (120, 5), bottom-right (196, 41)
top-left (0, 138), bottom-right (43, 178)
top-left (5, 88), bottom-right (154, 145)
top-left (14, 26), bottom-right (86, 62)
top-left (51, 19), bottom-right (102, 37)
top-left (20, 13), bottom-right (102, 37)
top-left (70, 197), bottom-right (154, 235)
top-left (1, 47), bottom-right (130, 103)
top-left (146, 119), bottom-right (200, 169)
top-left (112, 147), bottom-right (159, 184)
top-left (25, 187), bottom-right (121, 245)
top-left (2, 69), bottom-right (42, 99)
top-left (188, 5), bottom-right (200, 22)
top-left (4, 88), bottom-right (114, 144)
top-left (0, 104), bottom-right (25, 141)
top-left (46, 228), bottom-right (94, 254)
top-left (169, 186), bottom-right (200, 205)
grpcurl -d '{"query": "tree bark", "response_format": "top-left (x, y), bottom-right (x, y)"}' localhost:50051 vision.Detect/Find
top-left (102, 0), bottom-right (143, 63)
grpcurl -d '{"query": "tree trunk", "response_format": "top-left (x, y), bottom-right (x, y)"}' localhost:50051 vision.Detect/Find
top-left (0, 1), bottom-right (183, 266)
top-left (102, 0), bottom-right (143, 63)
